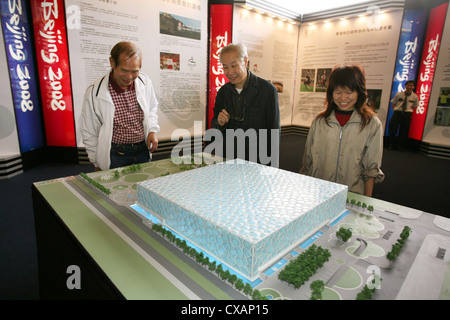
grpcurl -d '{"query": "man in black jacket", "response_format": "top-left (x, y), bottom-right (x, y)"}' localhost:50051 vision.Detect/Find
top-left (210, 43), bottom-right (280, 167)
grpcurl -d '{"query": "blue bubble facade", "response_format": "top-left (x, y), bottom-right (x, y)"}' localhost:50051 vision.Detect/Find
top-left (137, 160), bottom-right (347, 280)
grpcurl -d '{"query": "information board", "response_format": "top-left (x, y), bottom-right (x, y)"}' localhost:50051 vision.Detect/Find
top-left (65, 0), bottom-right (208, 143)
top-left (293, 9), bottom-right (403, 128)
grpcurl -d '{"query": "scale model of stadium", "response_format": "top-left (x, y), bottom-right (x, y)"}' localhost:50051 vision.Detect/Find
top-left (137, 160), bottom-right (347, 281)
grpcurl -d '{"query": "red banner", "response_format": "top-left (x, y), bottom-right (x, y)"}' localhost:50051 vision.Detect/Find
top-left (31, 0), bottom-right (76, 147)
top-left (409, 2), bottom-right (448, 140)
top-left (207, 4), bottom-right (233, 128)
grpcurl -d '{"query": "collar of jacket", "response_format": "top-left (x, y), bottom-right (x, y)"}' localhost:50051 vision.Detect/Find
top-left (328, 109), bottom-right (362, 126)
top-left (226, 71), bottom-right (259, 105)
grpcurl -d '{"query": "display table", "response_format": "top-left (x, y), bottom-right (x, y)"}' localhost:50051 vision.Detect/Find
top-left (32, 157), bottom-right (450, 300)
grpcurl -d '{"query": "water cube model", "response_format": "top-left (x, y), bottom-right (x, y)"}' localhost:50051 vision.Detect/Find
top-left (137, 160), bottom-right (348, 281)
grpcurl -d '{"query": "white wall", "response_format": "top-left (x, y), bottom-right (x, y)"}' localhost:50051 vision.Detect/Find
top-left (232, 6), bottom-right (299, 126)
top-left (293, 9), bottom-right (403, 128)
top-left (0, 22), bottom-right (20, 158)
top-left (65, 0), bottom-right (208, 144)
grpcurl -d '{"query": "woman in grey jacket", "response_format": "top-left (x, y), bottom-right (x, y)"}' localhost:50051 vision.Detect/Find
top-left (300, 64), bottom-right (384, 196)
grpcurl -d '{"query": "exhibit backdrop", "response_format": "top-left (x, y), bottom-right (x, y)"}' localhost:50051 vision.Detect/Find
top-left (386, 8), bottom-right (427, 137)
top-left (207, 3), bottom-right (233, 129)
top-left (31, 0), bottom-right (76, 147)
top-left (232, 6), bottom-right (299, 126)
top-left (0, 0), bottom-right (44, 153)
top-left (65, 0), bottom-right (208, 144)
top-left (409, 1), bottom-right (448, 141)
top-left (292, 8), bottom-right (404, 128)
top-left (422, 2), bottom-right (450, 147)
top-left (0, 21), bottom-right (21, 157)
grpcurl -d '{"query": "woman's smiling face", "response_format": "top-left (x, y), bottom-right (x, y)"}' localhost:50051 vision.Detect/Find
top-left (333, 86), bottom-right (358, 111)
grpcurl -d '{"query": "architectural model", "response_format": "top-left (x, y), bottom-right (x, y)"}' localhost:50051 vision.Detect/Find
top-left (137, 160), bottom-right (348, 280)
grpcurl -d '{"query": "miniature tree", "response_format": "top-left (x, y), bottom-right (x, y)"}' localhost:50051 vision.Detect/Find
top-left (278, 244), bottom-right (331, 289)
top-left (386, 226), bottom-right (411, 263)
top-left (252, 289), bottom-right (262, 300)
top-left (221, 269), bottom-right (230, 281)
top-left (243, 283), bottom-right (253, 296)
top-left (386, 250), bottom-right (396, 262)
top-left (228, 274), bottom-right (238, 285)
top-left (310, 280), bottom-right (325, 300)
top-left (400, 226), bottom-right (411, 240)
top-left (336, 227), bottom-right (352, 242)
top-left (235, 279), bottom-right (244, 291)
top-left (356, 285), bottom-right (376, 300)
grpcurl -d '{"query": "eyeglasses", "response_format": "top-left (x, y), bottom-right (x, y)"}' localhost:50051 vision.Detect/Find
top-left (229, 107), bottom-right (245, 122)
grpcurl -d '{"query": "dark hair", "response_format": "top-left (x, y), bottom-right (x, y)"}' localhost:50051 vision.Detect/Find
top-left (110, 41), bottom-right (142, 67)
top-left (318, 64), bottom-right (375, 130)
top-left (405, 80), bottom-right (415, 86)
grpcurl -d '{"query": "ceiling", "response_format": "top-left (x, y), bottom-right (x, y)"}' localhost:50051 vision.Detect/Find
top-left (236, 0), bottom-right (405, 22)
top-left (264, 0), bottom-right (373, 15)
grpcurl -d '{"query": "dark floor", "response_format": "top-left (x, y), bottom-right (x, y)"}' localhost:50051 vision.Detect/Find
top-left (0, 133), bottom-right (449, 299)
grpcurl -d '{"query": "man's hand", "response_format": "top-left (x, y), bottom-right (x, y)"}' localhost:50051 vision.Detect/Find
top-left (218, 109), bottom-right (230, 127)
top-left (147, 132), bottom-right (158, 152)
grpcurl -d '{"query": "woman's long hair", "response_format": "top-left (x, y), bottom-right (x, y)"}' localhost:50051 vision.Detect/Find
top-left (318, 64), bottom-right (375, 130)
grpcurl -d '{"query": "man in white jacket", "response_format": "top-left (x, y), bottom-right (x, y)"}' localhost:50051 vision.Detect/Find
top-left (387, 80), bottom-right (418, 150)
top-left (81, 41), bottom-right (160, 171)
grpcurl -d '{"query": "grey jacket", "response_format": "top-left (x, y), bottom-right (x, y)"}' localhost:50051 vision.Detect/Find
top-left (300, 111), bottom-right (384, 195)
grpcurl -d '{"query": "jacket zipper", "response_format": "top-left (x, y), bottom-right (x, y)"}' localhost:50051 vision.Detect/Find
top-left (334, 127), bottom-right (344, 182)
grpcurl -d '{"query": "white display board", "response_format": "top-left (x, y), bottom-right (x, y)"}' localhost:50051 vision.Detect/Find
top-left (65, 0), bottom-right (208, 144)
top-left (293, 9), bottom-right (403, 128)
top-left (422, 4), bottom-right (450, 147)
top-left (232, 6), bottom-right (299, 126)
top-left (0, 22), bottom-right (20, 157)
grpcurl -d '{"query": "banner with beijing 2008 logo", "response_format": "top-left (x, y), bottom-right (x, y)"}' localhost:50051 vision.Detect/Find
top-left (409, 1), bottom-right (448, 141)
top-left (385, 9), bottom-right (427, 136)
top-left (30, 0), bottom-right (76, 147)
top-left (207, 3), bottom-right (233, 128)
top-left (0, 0), bottom-right (45, 152)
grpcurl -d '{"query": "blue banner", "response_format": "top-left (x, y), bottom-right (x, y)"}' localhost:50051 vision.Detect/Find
top-left (1, 0), bottom-right (44, 152)
top-left (385, 9), bottom-right (427, 135)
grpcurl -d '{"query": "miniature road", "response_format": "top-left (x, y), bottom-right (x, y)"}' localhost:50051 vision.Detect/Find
top-left (66, 177), bottom-right (248, 300)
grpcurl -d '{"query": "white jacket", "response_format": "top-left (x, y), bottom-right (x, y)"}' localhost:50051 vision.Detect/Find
top-left (81, 70), bottom-right (159, 170)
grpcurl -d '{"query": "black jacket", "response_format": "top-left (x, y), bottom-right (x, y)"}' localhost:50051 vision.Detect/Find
top-left (210, 71), bottom-right (280, 165)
